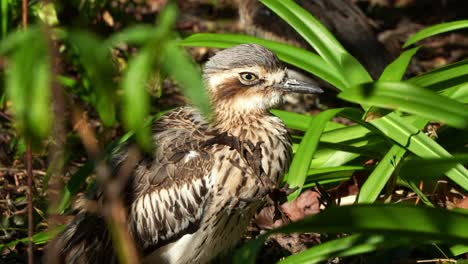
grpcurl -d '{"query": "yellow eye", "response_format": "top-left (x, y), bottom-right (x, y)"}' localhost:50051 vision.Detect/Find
top-left (239, 72), bottom-right (258, 82)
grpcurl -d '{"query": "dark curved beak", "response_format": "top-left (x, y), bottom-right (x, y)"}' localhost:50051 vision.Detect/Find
top-left (273, 79), bottom-right (323, 94)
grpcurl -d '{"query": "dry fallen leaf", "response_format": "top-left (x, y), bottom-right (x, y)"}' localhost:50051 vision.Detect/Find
top-left (281, 190), bottom-right (320, 222)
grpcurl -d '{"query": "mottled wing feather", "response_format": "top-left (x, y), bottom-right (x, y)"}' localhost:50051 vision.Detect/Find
top-left (126, 107), bottom-right (217, 251)
top-left (59, 107), bottom-right (218, 262)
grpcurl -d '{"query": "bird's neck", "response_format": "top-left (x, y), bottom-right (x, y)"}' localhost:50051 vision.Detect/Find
top-left (211, 107), bottom-right (286, 142)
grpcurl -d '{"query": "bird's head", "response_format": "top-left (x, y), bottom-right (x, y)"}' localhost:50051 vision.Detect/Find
top-left (203, 44), bottom-right (323, 115)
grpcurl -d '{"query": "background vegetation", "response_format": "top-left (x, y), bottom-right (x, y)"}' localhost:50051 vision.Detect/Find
top-left (0, 0), bottom-right (467, 263)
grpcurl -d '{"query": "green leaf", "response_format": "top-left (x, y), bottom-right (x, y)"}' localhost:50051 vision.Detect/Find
top-left (160, 41), bottom-right (210, 116)
top-left (279, 205), bottom-right (468, 243)
top-left (358, 145), bottom-right (406, 203)
top-left (398, 155), bottom-right (468, 181)
top-left (66, 31), bottom-right (116, 126)
top-left (181, 33), bottom-right (347, 90)
top-left (1, 0), bottom-right (7, 38)
top-left (450, 244), bottom-right (468, 256)
top-left (236, 205), bottom-right (468, 262)
top-left (287, 109), bottom-right (344, 200)
top-left (0, 27), bottom-right (35, 54)
top-left (0, 225), bottom-right (66, 250)
top-left (404, 20), bottom-right (468, 48)
top-left (442, 83), bottom-right (468, 103)
top-left (233, 233), bottom-right (269, 264)
top-left (408, 59), bottom-right (468, 92)
top-left (260, 0), bottom-right (372, 86)
top-left (370, 113), bottom-right (468, 190)
top-left (279, 234), bottom-right (407, 264)
top-left (310, 148), bottom-right (361, 169)
top-left (54, 162), bottom-right (94, 214)
top-left (121, 47), bottom-right (154, 150)
top-left (259, 0), bottom-right (343, 67)
top-left (271, 109), bottom-right (345, 131)
top-left (29, 58), bottom-right (52, 140)
top-left (105, 25), bottom-right (155, 47)
top-left (5, 28), bottom-right (51, 142)
top-left (380, 47), bottom-right (420, 81)
top-left (339, 82), bottom-right (468, 129)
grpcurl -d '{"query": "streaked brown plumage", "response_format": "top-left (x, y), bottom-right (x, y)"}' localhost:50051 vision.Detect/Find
top-left (56, 44), bottom-right (323, 264)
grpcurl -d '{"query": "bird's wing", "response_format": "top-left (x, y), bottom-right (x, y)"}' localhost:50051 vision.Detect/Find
top-left (123, 107), bottom-right (221, 251)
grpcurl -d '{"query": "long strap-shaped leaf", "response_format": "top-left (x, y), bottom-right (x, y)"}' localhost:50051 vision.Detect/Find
top-left (279, 205), bottom-right (468, 242)
top-left (287, 109), bottom-right (345, 200)
top-left (234, 204), bottom-right (468, 264)
top-left (259, 0), bottom-right (372, 87)
top-left (181, 33), bottom-right (347, 89)
top-left (404, 20), bottom-right (468, 48)
top-left (370, 113), bottom-right (468, 190)
top-left (408, 59), bottom-right (468, 91)
top-left (279, 234), bottom-right (407, 264)
top-left (339, 81), bottom-right (468, 129)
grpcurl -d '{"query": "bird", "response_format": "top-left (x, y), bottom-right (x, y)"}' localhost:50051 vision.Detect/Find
top-left (55, 44), bottom-right (323, 264)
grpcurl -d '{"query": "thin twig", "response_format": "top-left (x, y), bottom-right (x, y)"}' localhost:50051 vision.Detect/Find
top-left (26, 142), bottom-right (34, 264)
top-left (22, 1), bottom-right (33, 263)
top-left (22, 0), bottom-right (27, 28)
top-left (42, 24), bottom-right (66, 264)
top-left (71, 107), bottom-right (141, 264)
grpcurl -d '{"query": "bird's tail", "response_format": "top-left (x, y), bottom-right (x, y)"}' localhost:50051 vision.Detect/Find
top-left (48, 213), bottom-right (117, 264)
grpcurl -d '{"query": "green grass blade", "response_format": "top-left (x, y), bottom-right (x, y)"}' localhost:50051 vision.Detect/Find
top-left (66, 31), bottom-right (116, 126)
top-left (370, 113), bottom-right (468, 190)
top-left (404, 20), bottom-right (468, 48)
top-left (398, 155), bottom-right (468, 181)
top-left (236, 205), bottom-right (468, 263)
top-left (105, 24), bottom-right (155, 46)
top-left (442, 83), bottom-right (468, 103)
top-left (279, 234), bottom-right (407, 264)
top-left (0, 27), bottom-right (37, 55)
top-left (271, 109), bottom-right (345, 132)
top-left (181, 33), bottom-right (347, 90)
top-left (0, 225), bottom-right (66, 250)
top-left (278, 205), bottom-right (468, 243)
top-left (307, 165), bottom-right (368, 176)
top-left (311, 149), bottom-right (361, 169)
top-left (29, 57), bottom-right (52, 141)
top-left (161, 41), bottom-right (210, 116)
top-left (380, 47), bottom-right (420, 81)
top-left (339, 82), bottom-right (468, 129)
top-left (358, 144), bottom-right (406, 203)
top-left (259, 0), bottom-right (344, 66)
top-left (54, 162), bottom-right (94, 214)
top-left (1, 0), bottom-right (8, 38)
top-left (121, 47), bottom-right (154, 150)
top-left (260, 0), bottom-right (372, 86)
top-left (321, 123), bottom-right (374, 143)
top-left (287, 109), bottom-right (344, 200)
top-left (450, 244), bottom-right (468, 256)
top-left (408, 59), bottom-right (468, 91)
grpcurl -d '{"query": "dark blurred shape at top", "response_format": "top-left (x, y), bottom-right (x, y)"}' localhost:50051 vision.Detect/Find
top-left (236, 0), bottom-right (393, 79)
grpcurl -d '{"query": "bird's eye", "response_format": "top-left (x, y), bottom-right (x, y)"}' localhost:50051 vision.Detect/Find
top-left (239, 72), bottom-right (258, 83)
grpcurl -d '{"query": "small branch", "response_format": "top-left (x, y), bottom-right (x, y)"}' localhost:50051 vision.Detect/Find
top-left (71, 107), bottom-right (141, 264)
top-left (26, 142), bottom-right (34, 264)
top-left (42, 24), bottom-right (66, 264)
top-left (22, 1), bottom-right (33, 263)
top-left (22, 0), bottom-right (27, 29)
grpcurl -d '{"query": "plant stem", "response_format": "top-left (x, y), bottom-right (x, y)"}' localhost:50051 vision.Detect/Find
top-left (26, 142), bottom-right (34, 264)
top-left (23, 1), bottom-right (32, 263)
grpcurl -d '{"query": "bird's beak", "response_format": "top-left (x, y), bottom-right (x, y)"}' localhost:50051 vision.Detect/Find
top-left (273, 79), bottom-right (323, 94)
